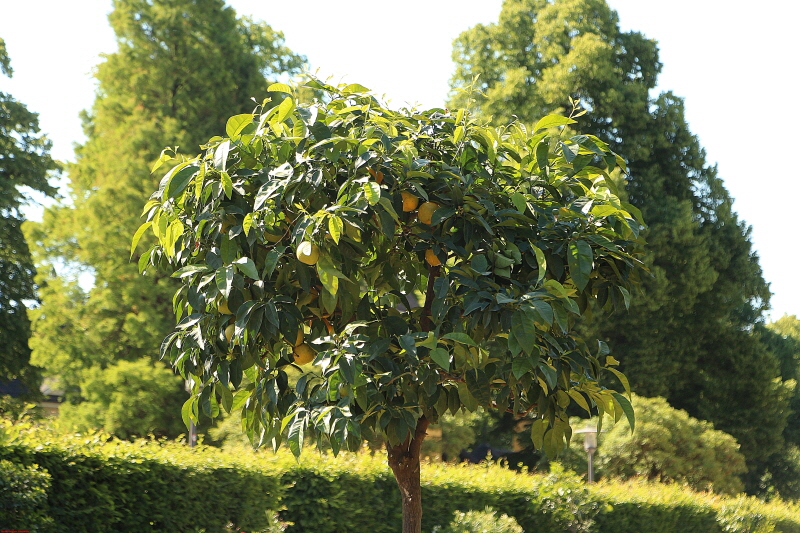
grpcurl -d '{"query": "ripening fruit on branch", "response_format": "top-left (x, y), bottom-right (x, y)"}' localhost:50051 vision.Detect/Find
top-left (418, 202), bottom-right (440, 225)
top-left (401, 192), bottom-right (419, 212)
top-left (224, 323), bottom-right (235, 343)
top-left (296, 241), bottom-right (320, 265)
top-left (425, 249), bottom-right (441, 267)
top-left (292, 343), bottom-right (315, 365)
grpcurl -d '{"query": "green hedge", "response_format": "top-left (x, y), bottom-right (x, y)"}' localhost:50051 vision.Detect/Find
top-left (0, 459), bottom-right (54, 532)
top-left (2, 430), bottom-right (800, 533)
top-left (0, 436), bottom-right (283, 533)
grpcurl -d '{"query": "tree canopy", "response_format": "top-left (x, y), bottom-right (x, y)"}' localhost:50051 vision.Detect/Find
top-left (137, 78), bottom-right (647, 532)
top-left (23, 0), bottom-right (305, 434)
top-left (448, 0), bottom-right (785, 485)
top-left (0, 37), bottom-right (58, 395)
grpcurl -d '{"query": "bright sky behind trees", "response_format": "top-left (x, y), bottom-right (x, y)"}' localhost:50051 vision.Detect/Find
top-left (0, 0), bottom-right (797, 320)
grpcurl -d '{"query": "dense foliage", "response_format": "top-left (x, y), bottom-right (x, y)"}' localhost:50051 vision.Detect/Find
top-left (0, 37), bottom-right (58, 396)
top-left (448, 0), bottom-right (788, 492)
top-left (23, 0), bottom-right (305, 435)
top-left (137, 78), bottom-right (647, 531)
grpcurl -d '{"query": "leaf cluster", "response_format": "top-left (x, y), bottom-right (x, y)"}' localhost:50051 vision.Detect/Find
top-left (137, 80), bottom-right (647, 459)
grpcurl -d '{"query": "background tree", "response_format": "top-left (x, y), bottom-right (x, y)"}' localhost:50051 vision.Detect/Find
top-left (55, 358), bottom-right (186, 438)
top-left (23, 0), bottom-right (305, 435)
top-left (0, 37), bottom-right (58, 397)
top-left (562, 395), bottom-right (747, 495)
top-left (137, 80), bottom-right (647, 533)
top-left (448, 0), bottom-right (786, 488)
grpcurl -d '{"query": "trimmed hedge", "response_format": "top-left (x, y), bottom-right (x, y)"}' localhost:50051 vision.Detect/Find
top-left (0, 436), bottom-right (283, 533)
top-left (2, 430), bottom-right (800, 533)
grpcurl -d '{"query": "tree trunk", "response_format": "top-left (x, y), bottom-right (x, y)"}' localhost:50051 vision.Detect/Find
top-left (387, 416), bottom-right (430, 533)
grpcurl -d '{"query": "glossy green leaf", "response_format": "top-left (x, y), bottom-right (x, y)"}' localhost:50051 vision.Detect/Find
top-left (568, 240), bottom-right (593, 291)
top-left (430, 347), bottom-right (451, 370)
top-left (364, 182), bottom-right (380, 205)
top-left (328, 215), bottom-right (343, 244)
top-left (534, 114), bottom-right (576, 132)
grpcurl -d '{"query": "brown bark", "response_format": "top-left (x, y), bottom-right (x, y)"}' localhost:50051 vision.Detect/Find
top-left (387, 416), bottom-right (430, 533)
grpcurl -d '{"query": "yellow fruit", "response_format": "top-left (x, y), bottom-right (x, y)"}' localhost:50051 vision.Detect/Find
top-left (418, 202), bottom-right (440, 225)
top-left (425, 249), bottom-right (441, 267)
top-left (225, 323), bottom-right (235, 343)
top-left (218, 299), bottom-right (232, 315)
top-left (401, 192), bottom-right (419, 212)
top-left (294, 329), bottom-right (304, 346)
top-left (296, 241), bottom-right (320, 265)
top-left (292, 343), bottom-right (315, 365)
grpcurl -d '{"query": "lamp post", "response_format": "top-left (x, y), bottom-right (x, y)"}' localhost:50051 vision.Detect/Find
top-left (575, 427), bottom-right (598, 483)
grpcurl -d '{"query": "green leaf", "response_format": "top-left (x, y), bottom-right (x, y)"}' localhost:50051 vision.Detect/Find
top-left (441, 332), bottom-right (477, 347)
top-left (164, 164), bottom-right (198, 200)
top-left (530, 418), bottom-right (547, 450)
top-left (328, 215), bottom-right (343, 244)
top-left (377, 197), bottom-right (400, 223)
top-left (214, 140), bottom-right (231, 171)
top-left (611, 392), bottom-right (635, 433)
top-left (607, 366), bottom-right (631, 395)
top-left (511, 192), bottom-right (527, 213)
top-left (452, 125), bottom-right (465, 144)
top-left (287, 413), bottom-right (305, 458)
top-left (430, 347), bottom-right (451, 370)
top-left (511, 310), bottom-right (537, 355)
top-left (534, 115), bottom-right (576, 132)
top-left (242, 213), bottom-right (255, 236)
top-left (268, 83), bottom-right (293, 94)
top-left (363, 182), bottom-right (381, 206)
top-left (234, 257), bottom-right (259, 280)
top-left (216, 266), bottom-right (234, 298)
top-left (226, 114), bottom-right (255, 138)
top-left (131, 221), bottom-right (151, 258)
top-left (512, 356), bottom-right (536, 379)
top-left (525, 300), bottom-right (553, 327)
top-left (275, 96), bottom-right (296, 123)
top-left (181, 397), bottom-right (197, 430)
top-left (531, 245), bottom-right (547, 283)
top-left (535, 140), bottom-right (549, 172)
top-left (220, 171), bottom-right (233, 199)
top-left (567, 390), bottom-right (591, 415)
top-left (457, 382), bottom-right (478, 412)
top-left (568, 240), bottom-right (593, 291)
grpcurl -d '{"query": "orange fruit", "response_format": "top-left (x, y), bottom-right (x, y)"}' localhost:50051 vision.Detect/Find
top-left (292, 343), bottom-right (315, 365)
top-left (425, 249), bottom-right (442, 267)
top-left (418, 202), bottom-right (440, 225)
top-left (401, 192), bottom-right (420, 212)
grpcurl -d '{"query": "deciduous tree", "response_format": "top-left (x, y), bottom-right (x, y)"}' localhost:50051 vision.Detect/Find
top-left (0, 37), bottom-right (58, 396)
top-left (24, 0), bottom-right (305, 432)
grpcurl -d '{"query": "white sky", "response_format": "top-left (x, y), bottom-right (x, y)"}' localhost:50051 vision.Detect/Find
top-left (1, 0), bottom-right (797, 321)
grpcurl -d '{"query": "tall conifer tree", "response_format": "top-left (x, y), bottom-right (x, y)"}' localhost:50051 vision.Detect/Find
top-left (25, 0), bottom-right (305, 435)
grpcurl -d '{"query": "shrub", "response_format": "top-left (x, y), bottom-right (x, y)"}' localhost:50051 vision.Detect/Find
top-left (432, 507), bottom-right (523, 533)
top-left (563, 395), bottom-right (746, 494)
top-left (56, 357), bottom-right (186, 439)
